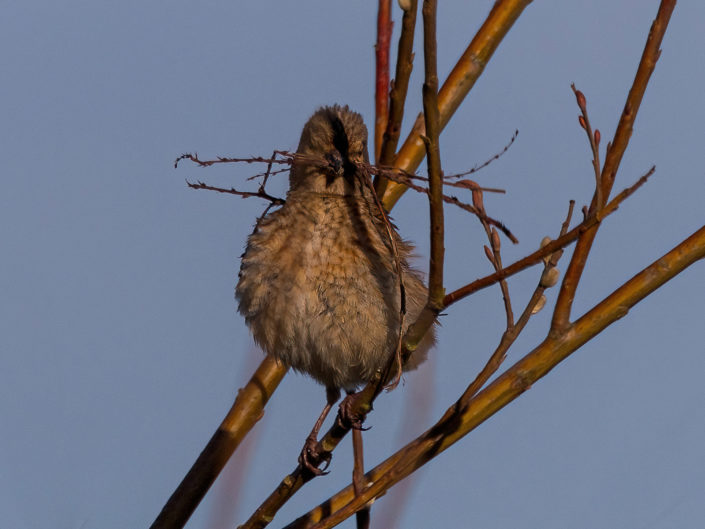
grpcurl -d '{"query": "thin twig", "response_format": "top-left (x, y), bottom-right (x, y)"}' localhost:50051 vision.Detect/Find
top-left (179, 151), bottom-right (516, 242)
top-left (183, 149), bottom-right (506, 193)
top-left (245, 167), bottom-right (291, 181)
top-left (596, 166), bottom-right (655, 220)
top-left (175, 152), bottom-right (290, 169)
top-left (483, 226), bottom-right (514, 327)
top-left (374, 166), bottom-right (516, 242)
top-left (571, 86), bottom-right (603, 209)
top-left (457, 201), bottom-right (574, 410)
top-left (186, 181), bottom-right (284, 205)
top-left (443, 170), bottom-right (654, 308)
top-left (258, 150), bottom-right (277, 192)
top-left (474, 177), bottom-right (514, 324)
top-left (444, 129), bottom-right (518, 180)
top-left (377, 0), bottom-right (418, 168)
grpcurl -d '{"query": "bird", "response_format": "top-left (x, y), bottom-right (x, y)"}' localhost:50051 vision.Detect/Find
top-left (236, 105), bottom-right (434, 471)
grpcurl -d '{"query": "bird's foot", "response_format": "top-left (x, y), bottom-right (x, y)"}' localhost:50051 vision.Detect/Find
top-left (298, 434), bottom-right (332, 476)
top-left (337, 391), bottom-right (370, 431)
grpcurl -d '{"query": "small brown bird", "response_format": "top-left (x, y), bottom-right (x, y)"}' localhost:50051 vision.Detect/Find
top-left (236, 105), bottom-right (433, 467)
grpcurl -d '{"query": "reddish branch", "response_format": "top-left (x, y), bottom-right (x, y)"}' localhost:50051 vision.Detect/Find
top-left (377, 0), bottom-right (418, 168)
top-left (375, 0), bottom-right (393, 161)
top-left (477, 189), bottom-right (515, 328)
top-left (572, 86), bottom-right (603, 209)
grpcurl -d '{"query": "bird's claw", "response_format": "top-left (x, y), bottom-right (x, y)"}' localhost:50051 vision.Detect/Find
top-left (299, 434), bottom-right (331, 476)
top-left (337, 392), bottom-right (369, 431)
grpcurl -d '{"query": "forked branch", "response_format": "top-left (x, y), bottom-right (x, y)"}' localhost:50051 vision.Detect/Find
top-left (550, 0), bottom-right (676, 331)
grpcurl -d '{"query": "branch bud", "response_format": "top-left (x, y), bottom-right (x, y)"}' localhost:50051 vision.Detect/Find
top-left (578, 115), bottom-right (587, 130)
top-left (540, 236), bottom-right (552, 265)
top-left (471, 188), bottom-right (484, 212)
top-left (483, 245), bottom-right (495, 263)
top-left (531, 294), bottom-right (547, 314)
top-left (575, 89), bottom-right (587, 110)
top-left (491, 229), bottom-right (501, 252)
top-left (594, 129), bottom-right (601, 145)
top-left (540, 267), bottom-right (560, 288)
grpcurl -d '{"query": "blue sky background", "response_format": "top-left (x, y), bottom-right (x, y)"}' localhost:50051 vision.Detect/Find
top-left (2, 1), bottom-right (704, 528)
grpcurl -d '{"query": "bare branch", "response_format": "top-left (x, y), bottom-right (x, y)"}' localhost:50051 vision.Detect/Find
top-left (378, 0), bottom-right (534, 206)
top-left (377, 0), bottom-right (418, 168)
top-left (443, 129), bottom-right (518, 180)
top-left (149, 357), bottom-right (287, 529)
top-left (457, 201), bottom-right (574, 410)
top-left (571, 86), bottom-right (603, 209)
top-left (422, 0), bottom-right (445, 310)
top-left (174, 152), bottom-right (291, 169)
top-left (186, 181), bottom-right (284, 205)
top-left (443, 169), bottom-right (655, 308)
top-left (551, 0), bottom-right (675, 331)
top-left (481, 221), bottom-right (514, 328)
top-left (375, 0), bottom-right (393, 162)
top-left (351, 428), bottom-right (370, 529)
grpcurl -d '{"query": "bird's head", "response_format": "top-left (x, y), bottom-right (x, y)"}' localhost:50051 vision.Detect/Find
top-left (289, 105), bottom-right (370, 194)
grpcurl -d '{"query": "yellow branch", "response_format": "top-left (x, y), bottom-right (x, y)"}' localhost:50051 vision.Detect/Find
top-left (150, 357), bottom-right (287, 529)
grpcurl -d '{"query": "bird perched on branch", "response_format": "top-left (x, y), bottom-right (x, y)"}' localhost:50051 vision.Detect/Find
top-left (236, 105), bottom-right (434, 471)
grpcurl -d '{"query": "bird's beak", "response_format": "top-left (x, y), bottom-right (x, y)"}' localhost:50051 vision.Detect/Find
top-left (325, 150), bottom-right (345, 177)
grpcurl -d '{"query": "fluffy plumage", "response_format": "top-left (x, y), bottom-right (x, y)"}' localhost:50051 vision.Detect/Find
top-left (236, 105), bottom-right (433, 391)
